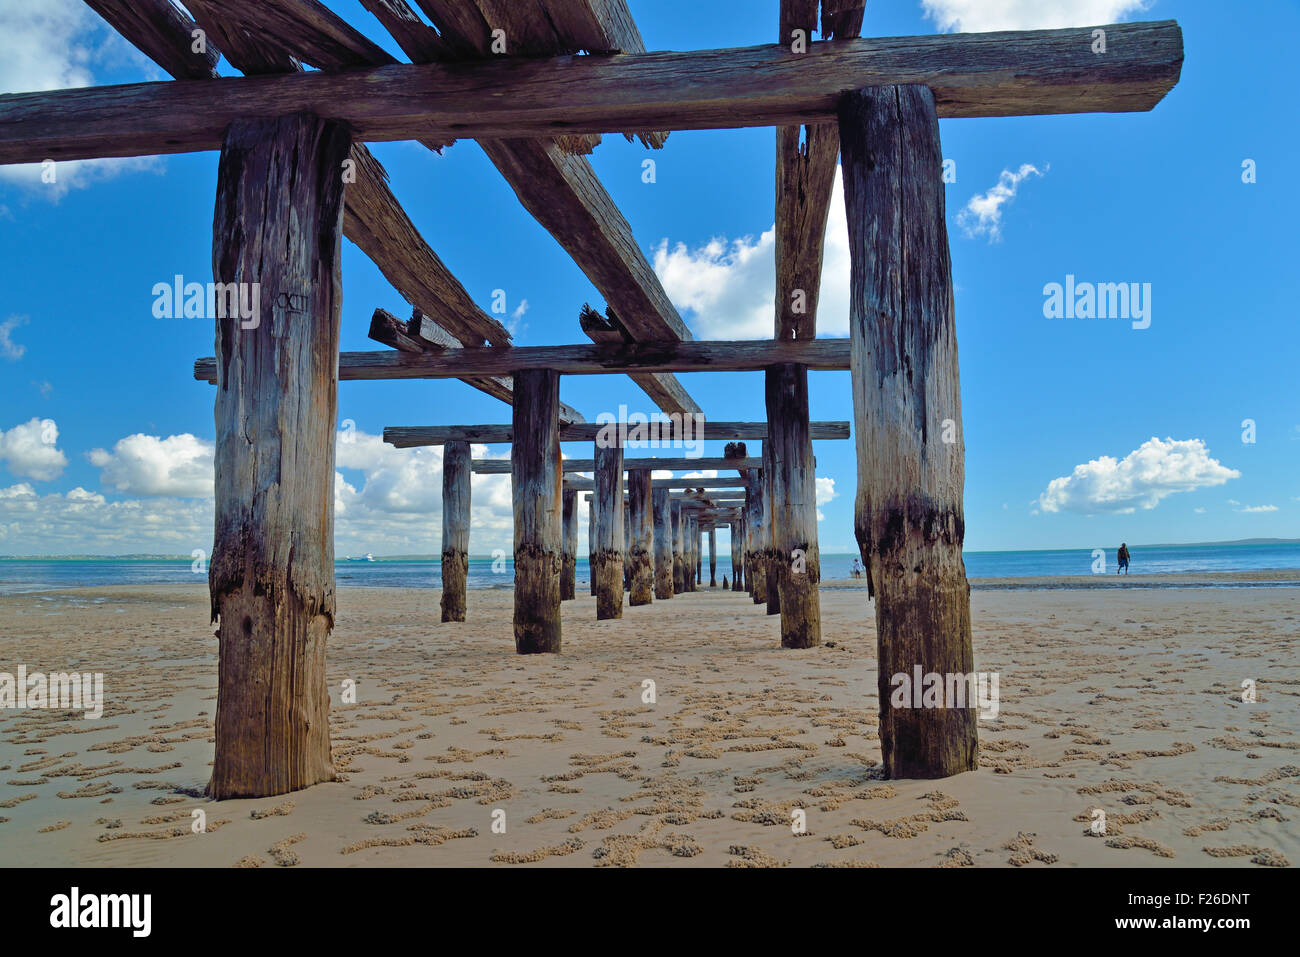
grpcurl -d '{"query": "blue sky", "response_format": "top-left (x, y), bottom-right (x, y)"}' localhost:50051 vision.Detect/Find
top-left (0, 0), bottom-right (1296, 557)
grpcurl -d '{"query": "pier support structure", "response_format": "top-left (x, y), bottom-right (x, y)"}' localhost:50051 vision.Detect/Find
top-left (593, 437), bottom-right (625, 619)
top-left (208, 113), bottom-right (350, 799)
top-left (839, 85), bottom-right (978, 777)
top-left (440, 439), bottom-right (471, 622)
top-left (512, 368), bottom-right (563, 653)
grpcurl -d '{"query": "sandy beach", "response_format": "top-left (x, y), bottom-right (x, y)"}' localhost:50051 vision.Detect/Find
top-left (0, 578), bottom-right (1295, 868)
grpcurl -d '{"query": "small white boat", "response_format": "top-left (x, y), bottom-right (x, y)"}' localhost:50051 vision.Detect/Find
top-left (346, 553), bottom-right (376, 562)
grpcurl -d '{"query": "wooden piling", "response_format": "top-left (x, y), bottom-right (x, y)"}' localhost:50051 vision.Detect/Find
top-left (592, 438), bottom-right (624, 619)
top-left (694, 521), bottom-right (702, 590)
top-left (208, 112), bottom-right (351, 799)
top-left (762, 440), bottom-right (781, 616)
top-left (512, 368), bottom-right (563, 653)
top-left (839, 85), bottom-right (978, 778)
top-left (653, 488), bottom-right (674, 599)
top-left (730, 517), bottom-right (745, 591)
top-left (671, 500), bottom-right (685, 593)
top-left (588, 495), bottom-right (597, 595)
top-left (622, 494), bottom-right (632, 592)
top-left (561, 487), bottom-right (578, 601)
top-left (628, 468), bottom-right (654, 605)
top-left (709, 526), bottom-right (717, 586)
top-left (440, 439), bottom-right (471, 622)
top-left (766, 363), bottom-right (821, 647)
top-left (745, 468), bottom-right (765, 603)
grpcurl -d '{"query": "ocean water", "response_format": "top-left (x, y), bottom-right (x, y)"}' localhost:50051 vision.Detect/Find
top-left (1, 542), bottom-right (1298, 595)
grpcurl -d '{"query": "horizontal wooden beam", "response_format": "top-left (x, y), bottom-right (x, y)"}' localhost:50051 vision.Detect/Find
top-left (564, 477), bottom-right (750, 492)
top-left (474, 456), bottom-right (764, 474)
top-left (384, 420), bottom-right (849, 447)
top-left (0, 22), bottom-right (1183, 164)
top-left (194, 338), bottom-right (849, 383)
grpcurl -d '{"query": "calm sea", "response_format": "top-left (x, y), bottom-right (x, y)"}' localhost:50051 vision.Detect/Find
top-left (1, 542), bottom-right (1298, 595)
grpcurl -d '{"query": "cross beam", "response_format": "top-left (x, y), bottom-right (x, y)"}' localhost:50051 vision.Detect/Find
top-left (383, 421), bottom-right (850, 447)
top-left (194, 339), bottom-right (849, 383)
top-left (473, 456), bottom-right (764, 474)
top-left (563, 477), bottom-right (750, 492)
top-left (0, 23), bottom-right (1183, 165)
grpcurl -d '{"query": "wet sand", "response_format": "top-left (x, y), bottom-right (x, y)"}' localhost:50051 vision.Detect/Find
top-left (0, 577), bottom-right (1296, 867)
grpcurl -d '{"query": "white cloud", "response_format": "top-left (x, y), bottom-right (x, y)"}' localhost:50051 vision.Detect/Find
top-left (922, 0), bottom-right (1149, 33)
top-left (0, 0), bottom-right (163, 199)
top-left (1236, 504), bottom-right (1278, 514)
top-left (815, 476), bottom-right (837, 506)
top-left (957, 164), bottom-right (1045, 241)
top-left (0, 418), bottom-right (68, 481)
top-left (1194, 507), bottom-right (1206, 514)
top-left (0, 315), bottom-right (27, 360)
top-left (1038, 437), bottom-right (1240, 515)
top-left (0, 427), bottom-right (527, 555)
top-left (654, 168), bottom-right (852, 339)
top-left (0, 482), bottom-right (211, 554)
top-left (89, 433), bottom-right (214, 497)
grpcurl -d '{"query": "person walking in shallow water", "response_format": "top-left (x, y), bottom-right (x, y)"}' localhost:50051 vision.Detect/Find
top-left (1117, 542), bottom-right (1131, 575)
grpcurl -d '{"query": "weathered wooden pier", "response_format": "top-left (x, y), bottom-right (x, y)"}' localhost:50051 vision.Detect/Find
top-left (5, 0), bottom-right (1181, 795)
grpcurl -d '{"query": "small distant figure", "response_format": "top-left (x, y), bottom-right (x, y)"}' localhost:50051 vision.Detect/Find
top-left (1117, 542), bottom-right (1131, 575)
top-left (851, 558), bottom-right (863, 579)
top-left (722, 575), bottom-right (729, 589)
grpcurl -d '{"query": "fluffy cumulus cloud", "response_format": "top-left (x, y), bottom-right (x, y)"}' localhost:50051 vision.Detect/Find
top-left (815, 476), bottom-right (837, 521)
top-left (0, 418), bottom-right (68, 481)
top-left (0, 427), bottom-right (529, 555)
top-left (1038, 437), bottom-right (1239, 515)
top-left (922, 0), bottom-right (1149, 32)
top-left (89, 433), bottom-right (214, 497)
top-left (654, 169), bottom-right (853, 339)
top-left (957, 164), bottom-right (1046, 241)
top-left (333, 432), bottom-right (515, 553)
top-left (0, 482), bottom-right (212, 553)
top-left (0, 0), bottom-right (162, 199)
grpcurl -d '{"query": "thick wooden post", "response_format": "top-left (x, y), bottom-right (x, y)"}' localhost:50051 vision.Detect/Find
top-left (687, 514), bottom-right (697, 590)
top-left (627, 468), bottom-right (654, 605)
top-left (653, 488), bottom-right (674, 599)
top-left (709, 526), bottom-right (717, 586)
top-left (440, 440), bottom-right (471, 622)
top-left (766, 363), bottom-right (821, 647)
top-left (512, 368), bottom-right (562, 653)
top-left (208, 112), bottom-right (351, 799)
top-left (730, 518), bottom-right (745, 591)
top-left (762, 440), bottom-right (781, 615)
top-left (593, 439), bottom-right (624, 618)
top-left (671, 500), bottom-right (685, 593)
top-left (588, 495), bottom-right (597, 595)
top-left (623, 496), bottom-right (632, 592)
top-left (745, 468), bottom-right (765, 603)
top-left (561, 487), bottom-right (578, 601)
top-left (694, 521), bottom-right (702, 589)
top-left (839, 85), bottom-right (978, 778)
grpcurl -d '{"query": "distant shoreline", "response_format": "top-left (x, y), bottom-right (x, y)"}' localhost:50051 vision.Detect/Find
top-left (4, 538), bottom-right (1300, 561)
top-left (4, 570), bottom-right (1298, 599)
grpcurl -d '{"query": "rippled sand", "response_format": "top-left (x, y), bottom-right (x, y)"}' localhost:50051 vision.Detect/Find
top-left (0, 578), bottom-right (1295, 867)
